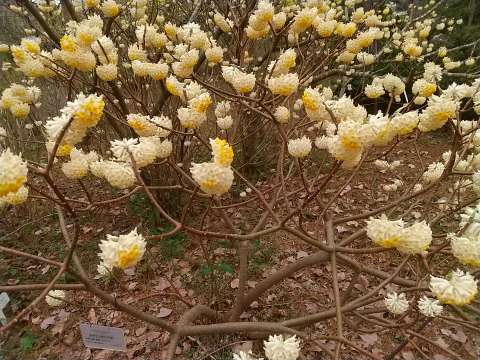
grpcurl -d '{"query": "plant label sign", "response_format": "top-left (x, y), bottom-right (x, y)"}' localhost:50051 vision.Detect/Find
top-left (80, 324), bottom-right (126, 351)
top-left (0, 292), bottom-right (9, 325)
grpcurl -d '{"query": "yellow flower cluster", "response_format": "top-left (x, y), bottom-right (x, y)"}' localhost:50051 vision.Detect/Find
top-left (367, 214), bottom-right (432, 255)
top-left (57, 15), bottom-right (104, 72)
top-left (0, 149), bottom-right (28, 201)
top-left (45, 93), bottom-right (105, 151)
top-left (98, 228), bottom-right (146, 275)
top-left (10, 37), bottom-right (56, 78)
top-left (0, 84), bottom-right (40, 118)
top-left (191, 138), bottom-right (234, 196)
top-left (430, 270), bottom-right (478, 306)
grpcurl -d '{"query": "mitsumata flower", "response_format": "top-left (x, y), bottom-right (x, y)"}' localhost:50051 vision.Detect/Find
top-left (98, 228), bottom-right (146, 274)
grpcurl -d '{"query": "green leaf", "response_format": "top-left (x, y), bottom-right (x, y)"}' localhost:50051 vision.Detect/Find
top-left (20, 329), bottom-right (36, 352)
top-left (216, 260), bottom-right (234, 274)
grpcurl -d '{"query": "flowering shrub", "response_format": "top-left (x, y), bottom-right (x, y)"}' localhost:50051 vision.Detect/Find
top-left (1, 0), bottom-right (480, 358)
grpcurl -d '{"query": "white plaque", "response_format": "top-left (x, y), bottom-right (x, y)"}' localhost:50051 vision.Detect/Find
top-left (80, 324), bottom-right (126, 351)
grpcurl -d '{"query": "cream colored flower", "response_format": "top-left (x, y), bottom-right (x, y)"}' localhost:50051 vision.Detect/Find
top-left (417, 296), bottom-right (443, 317)
top-left (422, 162), bottom-right (444, 183)
top-left (264, 334), bottom-right (300, 360)
top-left (101, 0), bottom-right (119, 17)
top-left (430, 270), bottom-right (478, 306)
top-left (385, 292), bottom-right (409, 315)
top-left (0, 149), bottom-right (28, 197)
top-left (274, 106), bottom-right (290, 124)
top-left (102, 161), bottom-right (136, 189)
top-left (366, 214), bottom-right (404, 249)
top-left (210, 138), bottom-right (234, 167)
top-left (449, 233), bottom-right (480, 267)
top-left (217, 116), bottom-right (233, 130)
top-left (96, 63), bottom-right (117, 81)
top-left (268, 73), bottom-right (299, 96)
top-left (98, 228), bottom-right (146, 272)
top-left (1, 185), bottom-right (28, 205)
top-left (288, 136), bottom-right (312, 158)
top-left (191, 162), bottom-right (234, 196)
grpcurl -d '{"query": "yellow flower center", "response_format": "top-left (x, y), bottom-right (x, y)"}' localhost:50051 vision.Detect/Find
top-left (341, 137), bottom-right (361, 150)
top-left (56, 144), bottom-right (73, 157)
top-left (193, 97), bottom-right (212, 113)
top-left (128, 118), bottom-right (145, 131)
top-left (302, 93), bottom-right (318, 111)
top-left (420, 83), bottom-right (437, 97)
top-left (377, 236), bottom-right (401, 248)
top-left (60, 35), bottom-right (76, 53)
top-left (11, 47), bottom-right (26, 63)
top-left (117, 245), bottom-right (140, 269)
top-left (214, 138), bottom-right (233, 167)
top-left (74, 98), bottom-right (105, 127)
top-left (433, 110), bottom-right (453, 123)
top-left (0, 176), bottom-right (26, 197)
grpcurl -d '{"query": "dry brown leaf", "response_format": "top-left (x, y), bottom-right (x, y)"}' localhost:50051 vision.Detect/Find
top-left (158, 307), bottom-right (172, 318)
top-left (401, 351), bottom-right (415, 360)
top-left (359, 333), bottom-right (378, 347)
top-left (230, 278), bottom-right (240, 289)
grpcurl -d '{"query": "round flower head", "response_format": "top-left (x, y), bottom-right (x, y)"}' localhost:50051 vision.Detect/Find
top-left (268, 73), bottom-right (299, 97)
top-left (264, 334), bottom-right (300, 360)
top-left (1, 185), bottom-right (28, 205)
top-left (430, 269), bottom-right (478, 306)
top-left (189, 93), bottom-right (212, 113)
top-left (449, 233), bottom-right (480, 267)
top-left (73, 93), bottom-right (105, 128)
top-left (217, 115), bottom-right (233, 130)
top-left (46, 290), bottom-right (66, 307)
top-left (232, 71), bottom-right (256, 94)
top-left (191, 162), bottom-right (234, 196)
top-left (96, 63), bottom-right (117, 81)
top-left (418, 96), bottom-right (457, 132)
top-left (178, 107), bottom-right (207, 129)
top-left (102, 161), bottom-right (136, 189)
top-left (127, 114), bottom-right (157, 137)
top-left (165, 75), bottom-right (185, 98)
top-left (366, 214), bottom-right (404, 249)
top-left (210, 138), bottom-right (234, 167)
top-left (384, 292), bottom-right (409, 315)
top-left (214, 13), bottom-right (233, 33)
top-left (274, 106), bottom-right (290, 124)
top-left (62, 158), bottom-right (89, 179)
top-left (101, 0), bottom-right (119, 17)
top-left (417, 296), bottom-right (443, 317)
top-left (392, 111), bottom-right (419, 135)
top-left (396, 221), bottom-right (432, 255)
top-left (0, 149), bottom-right (28, 197)
top-left (98, 228), bottom-right (146, 272)
top-left (205, 46), bottom-right (223, 65)
top-left (288, 136), bottom-right (312, 158)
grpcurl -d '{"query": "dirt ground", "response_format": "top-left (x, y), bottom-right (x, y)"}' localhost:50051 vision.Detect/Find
top-left (1, 129), bottom-right (480, 360)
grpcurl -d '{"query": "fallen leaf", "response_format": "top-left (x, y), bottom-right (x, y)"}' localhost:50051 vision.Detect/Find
top-left (296, 251), bottom-right (308, 259)
top-left (433, 355), bottom-right (449, 360)
top-left (158, 307), bottom-right (172, 318)
top-left (155, 278), bottom-right (171, 291)
top-left (135, 327), bottom-right (147, 336)
top-left (40, 316), bottom-right (56, 330)
top-left (451, 328), bottom-right (467, 343)
top-left (402, 351), bottom-right (415, 360)
top-left (230, 278), bottom-right (239, 289)
top-left (359, 333), bottom-right (378, 347)
top-left (87, 308), bottom-right (97, 324)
